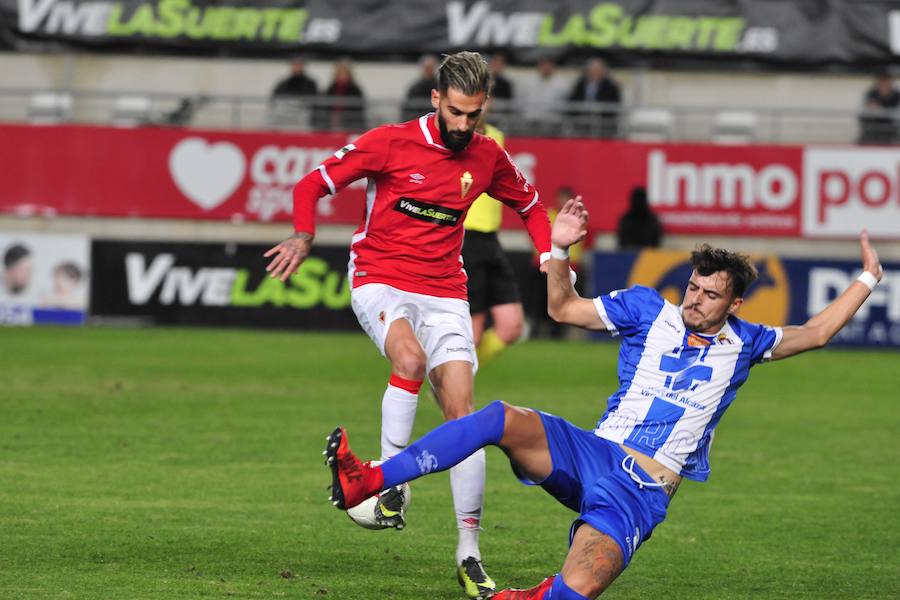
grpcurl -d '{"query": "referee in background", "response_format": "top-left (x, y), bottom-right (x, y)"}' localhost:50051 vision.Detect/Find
top-left (462, 120), bottom-right (525, 365)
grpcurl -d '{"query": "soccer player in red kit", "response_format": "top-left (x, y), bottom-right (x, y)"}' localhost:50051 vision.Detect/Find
top-left (264, 51), bottom-right (553, 599)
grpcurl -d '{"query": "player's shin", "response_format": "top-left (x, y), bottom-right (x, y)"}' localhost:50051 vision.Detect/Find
top-left (381, 374), bottom-right (421, 460)
top-left (451, 448), bottom-right (485, 563)
top-left (380, 400), bottom-right (506, 489)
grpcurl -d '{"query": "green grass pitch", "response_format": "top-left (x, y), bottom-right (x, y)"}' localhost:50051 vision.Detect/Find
top-left (1, 327), bottom-right (898, 599)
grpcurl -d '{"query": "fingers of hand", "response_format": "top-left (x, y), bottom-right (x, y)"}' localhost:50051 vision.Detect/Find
top-left (266, 253), bottom-right (284, 273)
top-left (279, 256), bottom-right (301, 282)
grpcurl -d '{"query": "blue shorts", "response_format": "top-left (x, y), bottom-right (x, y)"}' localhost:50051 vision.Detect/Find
top-left (515, 412), bottom-right (670, 566)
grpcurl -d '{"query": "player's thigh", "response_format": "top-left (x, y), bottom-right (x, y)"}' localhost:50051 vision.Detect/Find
top-left (429, 360), bottom-right (474, 419)
top-left (498, 404), bottom-right (552, 483)
top-left (489, 301), bottom-right (524, 342)
top-left (560, 523), bottom-right (624, 598)
top-left (384, 318), bottom-right (427, 379)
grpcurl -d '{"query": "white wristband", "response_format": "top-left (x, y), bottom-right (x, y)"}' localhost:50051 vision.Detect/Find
top-left (550, 244), bottom-right (569, 260)
top-left (539, 251), bottom-right (551, 265)
top-left (857, 271), bottom-right (878, 291)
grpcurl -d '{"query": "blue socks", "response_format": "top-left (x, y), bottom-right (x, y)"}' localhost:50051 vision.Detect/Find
top-left (549, 574), bottom-right (589, 599)
top-left (381, 400), bottom-right (506, 490)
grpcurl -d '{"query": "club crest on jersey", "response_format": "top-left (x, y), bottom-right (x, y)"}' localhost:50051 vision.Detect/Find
top-left (460, 171), bottom-right (473, 198)
top-left (717, 333), bottom-right (734, 345)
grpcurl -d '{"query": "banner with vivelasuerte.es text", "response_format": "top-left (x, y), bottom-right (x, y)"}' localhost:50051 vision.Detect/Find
top-left (4, 1), bottom-right (900, 69)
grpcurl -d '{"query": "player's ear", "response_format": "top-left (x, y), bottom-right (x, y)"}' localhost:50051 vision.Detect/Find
top-left (431, 89), bottom-right (441, 111)
top-left (728, 295), bottom-right (743, 316)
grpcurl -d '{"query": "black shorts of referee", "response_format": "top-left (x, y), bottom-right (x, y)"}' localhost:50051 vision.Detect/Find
top-left (462, 230), bottom-right (521, 314)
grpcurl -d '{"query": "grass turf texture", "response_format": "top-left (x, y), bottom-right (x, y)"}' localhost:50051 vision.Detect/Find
top-left (1, 327), bottom-right (898, 599)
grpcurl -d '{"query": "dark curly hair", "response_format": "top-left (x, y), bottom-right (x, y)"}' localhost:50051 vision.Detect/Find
top-left (689, 244), bottom-right (758, 298)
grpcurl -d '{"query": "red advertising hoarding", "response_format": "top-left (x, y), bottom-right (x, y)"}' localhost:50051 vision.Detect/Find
top-left (0, 123), bottom-right (820, 237)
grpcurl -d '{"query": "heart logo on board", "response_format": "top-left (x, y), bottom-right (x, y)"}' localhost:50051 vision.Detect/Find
top-left (168, 137), bottom-right (246, 211)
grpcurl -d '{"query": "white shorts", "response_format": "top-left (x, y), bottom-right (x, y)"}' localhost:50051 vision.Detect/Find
top-left (351, 283), bottom-right (478, 374)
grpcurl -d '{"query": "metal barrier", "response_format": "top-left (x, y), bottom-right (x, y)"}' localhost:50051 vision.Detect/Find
top-left (1, 87), bottom-right (896, 145)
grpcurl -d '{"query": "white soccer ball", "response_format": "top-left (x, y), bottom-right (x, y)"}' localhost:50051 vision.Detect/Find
top-left (346, 462), bottom-right (411, 530)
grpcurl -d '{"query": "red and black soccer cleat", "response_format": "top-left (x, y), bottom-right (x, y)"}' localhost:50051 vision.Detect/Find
top-left (324, 426), bottom-right (384, 510)
top-left (492, 575), bottom-right (556, 600)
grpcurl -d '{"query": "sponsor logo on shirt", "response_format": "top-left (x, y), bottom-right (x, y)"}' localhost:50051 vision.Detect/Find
top-left (334, 143), bottom-right (356, 159)
top-left (408, 173), bottom-right (425, 185)
top-left (393, 197), bottom-right (463, 226)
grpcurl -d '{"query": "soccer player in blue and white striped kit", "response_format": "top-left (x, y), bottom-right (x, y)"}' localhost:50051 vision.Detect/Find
top-left (326, 198), bottom-right (884, 599)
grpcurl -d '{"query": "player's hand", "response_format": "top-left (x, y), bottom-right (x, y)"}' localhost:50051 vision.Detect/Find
top-left (264, 233), bottom-right (313, 282)
top-left (860, 229), bottom-right (883, 282)
top-left (551, 196), bottom-right (589, 249)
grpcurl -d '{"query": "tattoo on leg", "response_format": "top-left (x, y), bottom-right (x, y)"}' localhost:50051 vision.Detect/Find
top-left (576, 529), bottom-right (623, 590)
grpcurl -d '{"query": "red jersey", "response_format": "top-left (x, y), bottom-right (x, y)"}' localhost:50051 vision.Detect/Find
top-left (293, 114), bottom-right (552, 299)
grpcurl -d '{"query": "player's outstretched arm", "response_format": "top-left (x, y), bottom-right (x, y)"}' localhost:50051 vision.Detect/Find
top-left (772, 230), bottom-right (883, 360)
top-left (546, 198), bottom-right (607, 330)
top-left (264, 232), bottom-right (313, 282)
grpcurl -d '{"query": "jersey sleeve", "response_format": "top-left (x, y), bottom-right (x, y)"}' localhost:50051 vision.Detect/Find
top-left (593, 285), bottom-right (663, 337)
top-left (745, 322), bottom-right (783, 364)
top-left (486, 146), bottom-right (551, 253)
top-left (292, 127), bottom-right (392, 234)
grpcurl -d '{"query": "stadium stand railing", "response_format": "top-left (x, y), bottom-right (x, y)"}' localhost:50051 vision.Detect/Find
top-left (1, 87), bottom-right (897, 145)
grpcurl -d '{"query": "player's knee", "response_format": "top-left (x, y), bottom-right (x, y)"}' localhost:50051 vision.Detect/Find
top-left (440, 397), bottom-right (474, 420)
top-left (392, 348), bottom-right (427, 380)
top-left (494, 319), bottom-right (523, 343)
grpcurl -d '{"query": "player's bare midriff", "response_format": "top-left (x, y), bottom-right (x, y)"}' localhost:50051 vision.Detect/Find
top-left (620, 445), bottom-right (682, 499)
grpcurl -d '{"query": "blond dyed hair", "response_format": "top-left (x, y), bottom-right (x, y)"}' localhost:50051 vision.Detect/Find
top-left (437, 51), bottom-right (494, 97)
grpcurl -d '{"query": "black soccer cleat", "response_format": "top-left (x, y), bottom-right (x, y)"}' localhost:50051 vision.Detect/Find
top-left (374, 485), bottom-right (408, 530)
top-left (457, 556), bottom-right (497, 599)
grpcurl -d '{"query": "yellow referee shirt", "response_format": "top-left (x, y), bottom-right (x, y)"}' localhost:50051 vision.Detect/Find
top-left (464, 124), bottom-right (505, 233)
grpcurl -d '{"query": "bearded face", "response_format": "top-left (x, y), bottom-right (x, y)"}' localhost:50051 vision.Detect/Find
top-left (437, 109), bottom-right (475, 151)
top-left (431, 87), bottom-right (486, 152)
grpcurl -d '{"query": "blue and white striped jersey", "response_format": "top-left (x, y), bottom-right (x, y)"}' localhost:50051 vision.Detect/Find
top-left (593, 286), bottom-right (782, 482)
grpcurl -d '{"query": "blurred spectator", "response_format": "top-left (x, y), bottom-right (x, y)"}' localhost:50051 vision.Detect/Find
top-left (164, 95), bottom-right (208, 127)
top-left (402, 54), bottom-right (438, 121)
top-left (271, 57), bottom-right (318, 99)
top-left (530, 186), bottom-right (586, 339)
top-left (2, 243), bottom-right (32, 296)
top-left (269, 58), bottom-right (318, 128)
top-left (859, 71), bottom-right (900, 145)
top-left (568, 57), bottom-right (621, 137)
top-left (617, 186), bottom-right (663, 250)
top-left (488, 53), bottom-right (514, 123)
top-left (316, 58), bottom-right (366, 131)
top-left (518, 57), bottom-right (569, 135)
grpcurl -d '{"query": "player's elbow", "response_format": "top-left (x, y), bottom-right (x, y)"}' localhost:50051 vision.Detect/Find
top-left (804, 324), bottom-right (830, 350)
top-left (812, 328), bottom-right (831, 349)
top-left (547, 298), bottom-right (574, 325)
